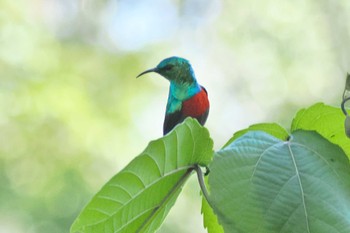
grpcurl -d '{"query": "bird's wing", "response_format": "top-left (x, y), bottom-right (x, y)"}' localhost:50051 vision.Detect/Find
top-left (163, 110), bottom-right (186, 135)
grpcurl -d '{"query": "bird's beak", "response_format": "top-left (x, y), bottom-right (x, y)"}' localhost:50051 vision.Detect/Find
top-left (136, 68), bottom-right (157, 78)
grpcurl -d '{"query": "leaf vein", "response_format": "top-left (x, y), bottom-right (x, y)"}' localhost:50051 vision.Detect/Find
top-left (287, 142), bottom-right (310, 233)
top-left (82, 165), bottom-right (194, 229)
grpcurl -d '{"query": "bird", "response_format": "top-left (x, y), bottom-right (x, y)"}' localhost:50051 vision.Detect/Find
top-left (137, 56), bottom-right (210, 135)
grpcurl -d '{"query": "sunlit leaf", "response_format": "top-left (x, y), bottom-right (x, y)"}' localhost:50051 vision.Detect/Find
top-left (223, 123), bottom-right (289, 148)
top-left (208, 130), bottom-right (350, 233)
top-left (291, 103), bottom-right (350, 157)
top-left (70, 118), bottom-right (213, 233)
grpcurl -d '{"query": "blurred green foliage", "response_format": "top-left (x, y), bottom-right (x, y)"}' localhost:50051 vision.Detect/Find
top-left (0, 1), bottom-right (149, 232)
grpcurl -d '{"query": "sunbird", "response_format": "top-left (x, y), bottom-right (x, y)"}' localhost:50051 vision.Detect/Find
top-left (137, 56), bottom-right (210, 135)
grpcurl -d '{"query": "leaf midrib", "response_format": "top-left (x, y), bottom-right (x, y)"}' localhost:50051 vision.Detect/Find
top-left (287, 141), bottom-right (310, 233)
top-left (83, 165), bottom-right (195, 229)
top-left (135, 167), bottom-right (194, 233)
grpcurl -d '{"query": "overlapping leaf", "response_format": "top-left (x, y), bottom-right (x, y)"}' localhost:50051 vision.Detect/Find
top-left (291, 103), bottom-right (350, 157)
top-left (208, 130), bottom-right (350, 233)
top-left (223, 123), bottom-right (289, 148)
top-left (202, 123), bottom-right (288, 233)
top-left (71, 118), bottom-right (213, 233)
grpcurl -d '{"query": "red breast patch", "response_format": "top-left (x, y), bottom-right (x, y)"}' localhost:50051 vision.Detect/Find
top-left (182, 88), bottom-right (209, 117)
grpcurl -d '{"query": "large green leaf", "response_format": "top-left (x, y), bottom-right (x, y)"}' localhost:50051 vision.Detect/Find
top-left (223, 123), bottom-right (289, 148)
top-left (71, 118), bottom-right (213, 233)
top-left (208, 130), bottom-right (350, 233)
top-left (201, 123), bottom-right (288, 233)
top-left (291, 103), bottom-right (350, 157)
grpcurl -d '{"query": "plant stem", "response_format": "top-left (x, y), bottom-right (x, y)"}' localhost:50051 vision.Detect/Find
top-left (341, 96), bottom-right (350, 116)
top-left (194, 164), bottom-right (214, 209)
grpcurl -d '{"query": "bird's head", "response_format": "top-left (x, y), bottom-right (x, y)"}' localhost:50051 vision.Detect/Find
top-left (137, 56), bottom-right (196, 84)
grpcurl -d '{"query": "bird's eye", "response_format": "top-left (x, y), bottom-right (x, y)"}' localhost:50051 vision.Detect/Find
top-left (164, 65), bottom-right (173, 71)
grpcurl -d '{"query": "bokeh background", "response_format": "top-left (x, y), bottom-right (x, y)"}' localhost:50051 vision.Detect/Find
top-left (1, 0), bottom-right (350, 232)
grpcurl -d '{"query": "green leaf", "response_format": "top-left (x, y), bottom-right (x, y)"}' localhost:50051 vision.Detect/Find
top-left (201, 123), bottom-right (288, 232)
top-left (71, 118), bottom-right (213, 233)
top-left (208, 130), bottom-right (350, 233)
top-left (223, 123), bottom-right (289, 148)
top-left (201, 177), bottom-right (224, 233)
top-left (291, 103), bottom-right (350, 157)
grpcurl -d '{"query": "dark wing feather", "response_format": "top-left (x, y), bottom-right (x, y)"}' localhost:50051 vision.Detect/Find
top-left (163, 110), bottom-right (186, 135)
top-left (196, 108), bottom-right (209, 125)
top-left (163, 108), bottom-right (209, 135)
